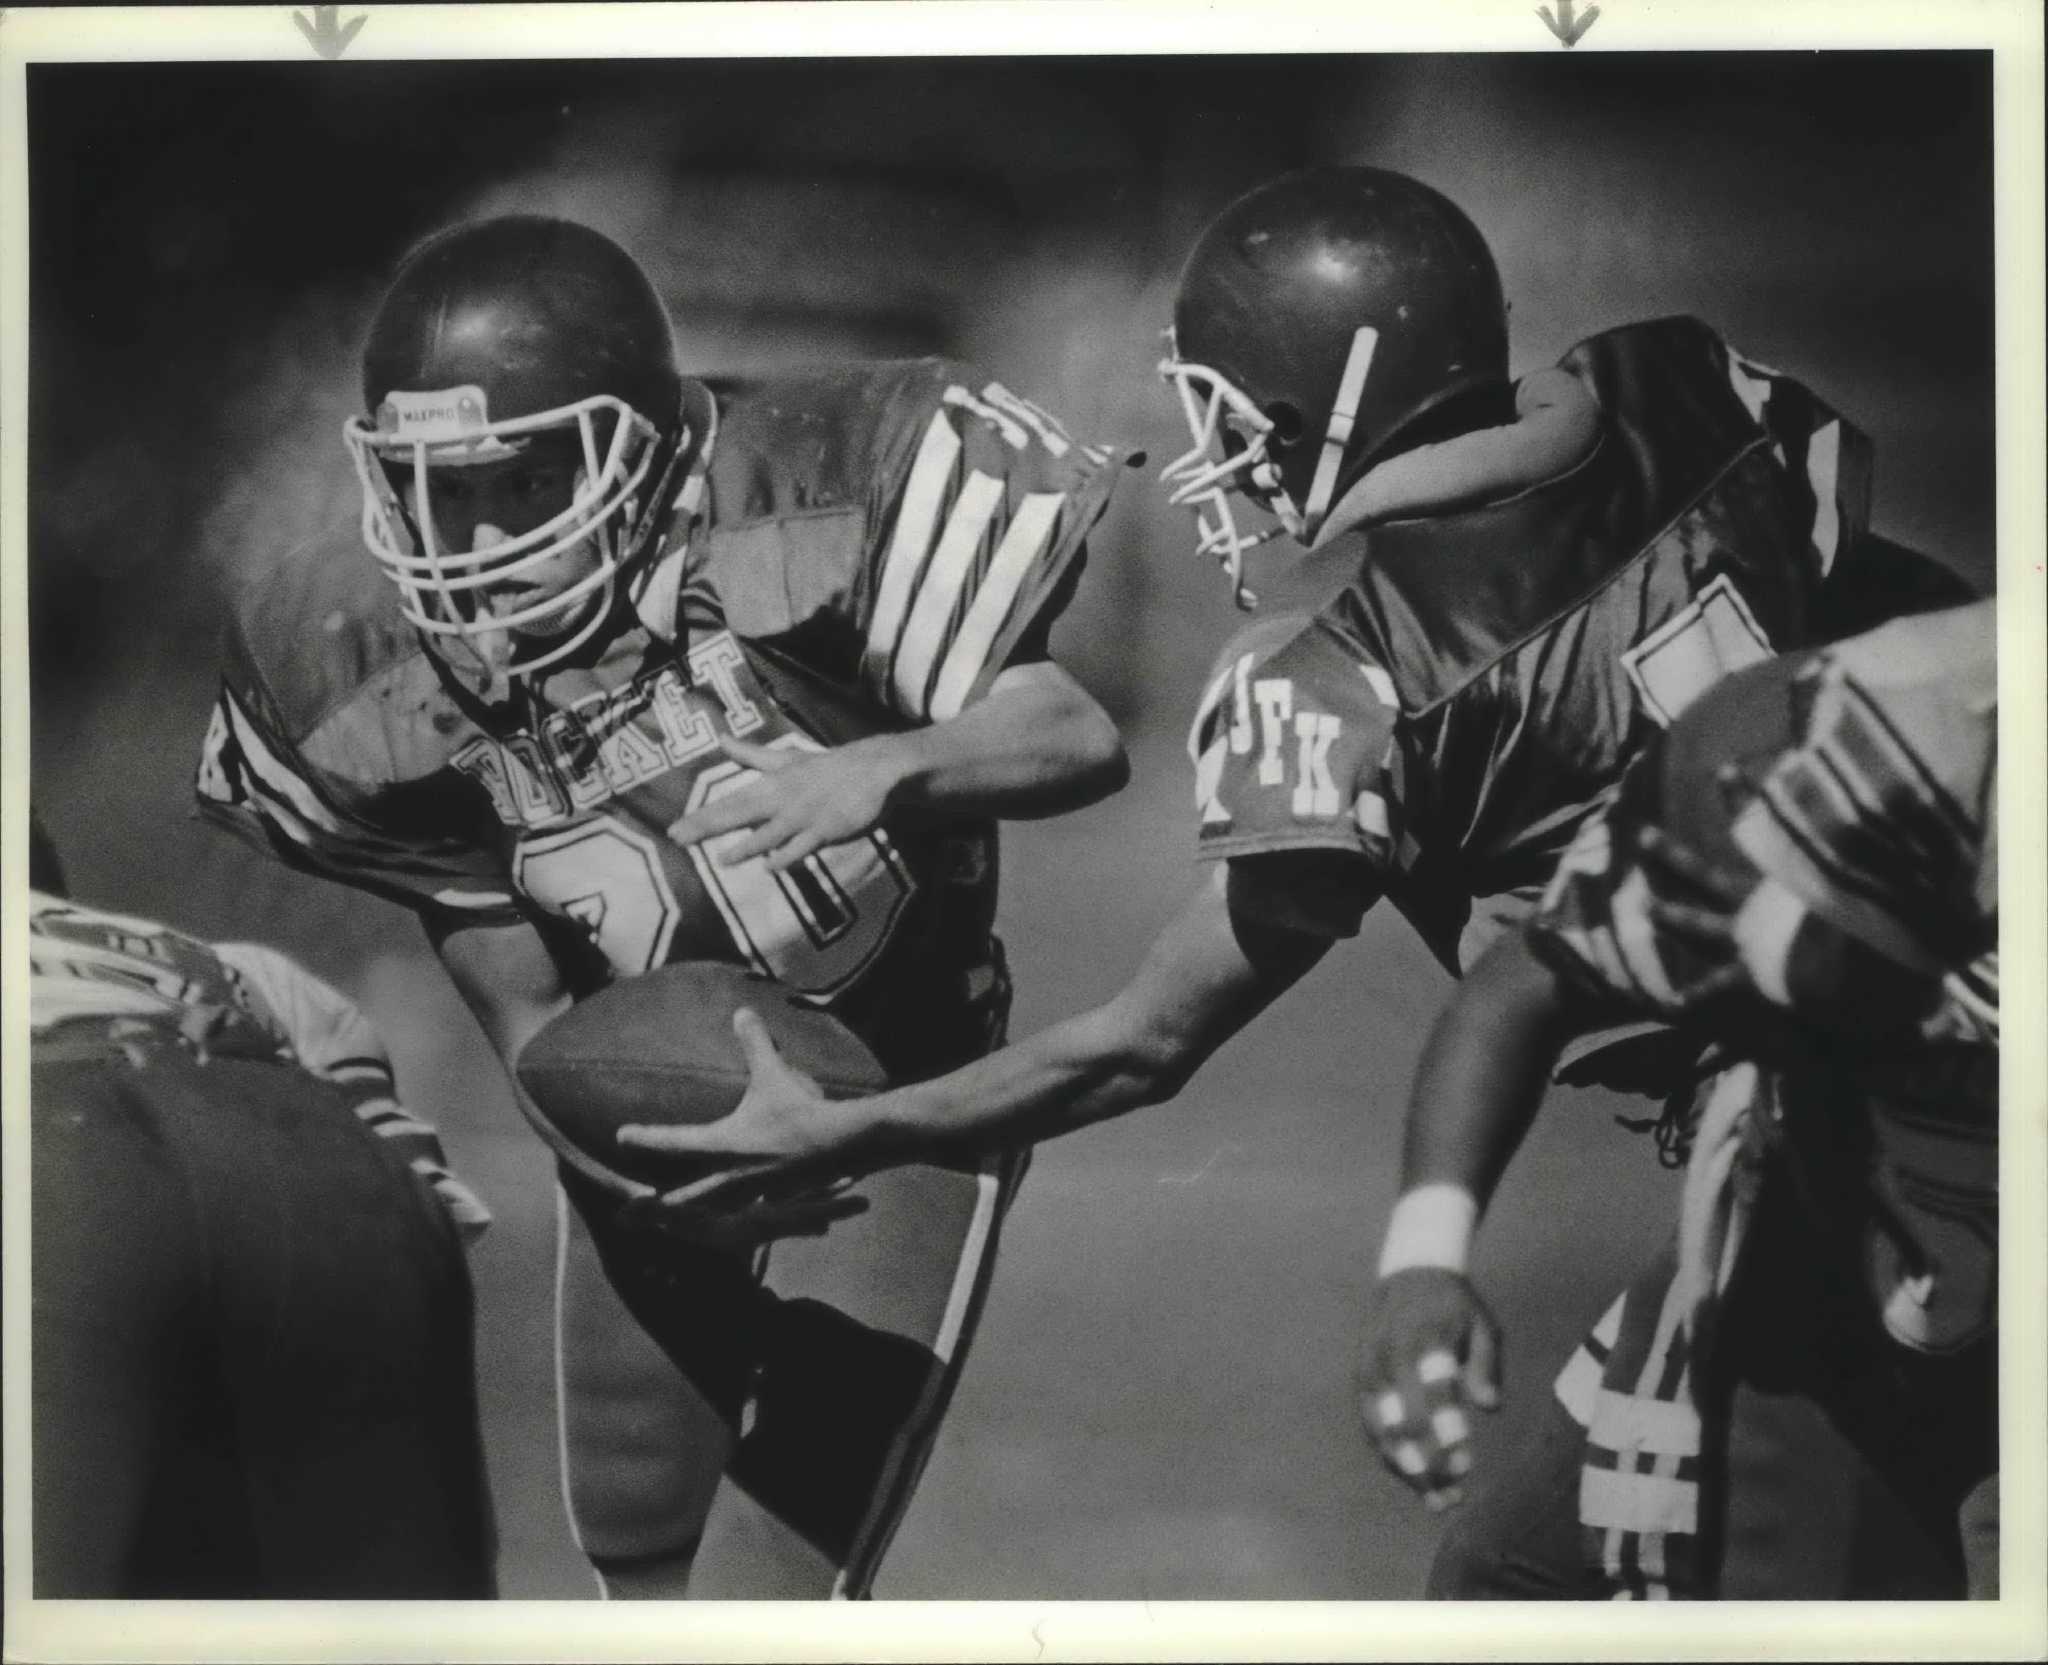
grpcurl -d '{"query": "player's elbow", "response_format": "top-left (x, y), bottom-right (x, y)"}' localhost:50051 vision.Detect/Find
top-left (1033, 670), bottom-right (1129, 799)
top-left (989, 663), bottom-right (1129, 812)
top-left (1065, 698), bottom-right (1131, 805)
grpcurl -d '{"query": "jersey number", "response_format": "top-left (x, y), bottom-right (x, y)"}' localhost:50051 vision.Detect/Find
top-left (511, 735), bottom-right (915, 999)
top-left (677, 736), bottom-right (915, 999)
top-left (512, 821), bottom-right (681, 976)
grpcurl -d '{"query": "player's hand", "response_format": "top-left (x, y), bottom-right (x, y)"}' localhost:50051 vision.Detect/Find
top-left (1355, 1268), bottom-right (1503, 1511)
top-left (665, 733), bottom-right (910, 872)
top-left (618, 1172), bottom-right (871, 1250)
top-left (616, 1007), bottom-right (878, 1217)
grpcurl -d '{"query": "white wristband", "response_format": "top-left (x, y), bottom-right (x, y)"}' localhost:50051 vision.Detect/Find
top-left (1377, 1183), bottom-right (1479, 1277)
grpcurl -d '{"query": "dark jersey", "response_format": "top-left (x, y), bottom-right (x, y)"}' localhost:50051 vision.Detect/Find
top-left (196, 360), bottom-right (1126, 1078)
top-left (1191, 316), bottom-right (1873, 972)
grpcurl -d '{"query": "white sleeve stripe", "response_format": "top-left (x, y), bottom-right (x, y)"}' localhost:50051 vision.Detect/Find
top-left (1808, 419), bottom-right (1843, 575)
top-left (1359, 663), bottom-right (1399, 709)
top-left (234, 761), bottom-right (387, 873)
top-left (232, 728), bottom-right (518, 908)
top-left (31, 976), bottom-right (194, 1030)
top-left (943, 385), bottom-right (1028, 450)
top-left (892, 469), bottom-right (1007, 718)
top-left (928, 491), bottom-right (1065, 721)
top-left (325, 1063), bottom-right (398, 1086)
top-left (224, 693), bottom-right (450, 862)
top-left (863, 411), bottom-right (964, 695)
top-left (30, 937), bottom-right (183, 984)
top-left (979, 382), bottom-right (1071, 456)
top-left (1186, 661), bottom-right (1241, 763)
top-left (432, 887), bottom-right (520, 910)
top-left (236, 765), bottom-right (348, 861)
top-left (1727, 357), bottom-right (1775, 426)
top-left (220, 689), bottom-right (358, 842)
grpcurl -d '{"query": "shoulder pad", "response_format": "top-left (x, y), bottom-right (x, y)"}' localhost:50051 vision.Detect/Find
top-left (704, 361), bottom-right (950, 524)
top-left (1340, 315), bottom-right (1787, 714)
top-left (225, 521), bottom-right (473, 791)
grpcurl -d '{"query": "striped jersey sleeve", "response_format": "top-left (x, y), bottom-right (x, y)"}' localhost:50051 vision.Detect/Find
top-left (214, 941), bottom-right (493, 1240)
top-left (1722, 343), bottom-right (1874, 584)
top-left (1728, 616), bottom-right (1998, 991)
top-left (857, 370), bottom-right (1125, 723)
top-left (194, 616), bottom-right (521, 924)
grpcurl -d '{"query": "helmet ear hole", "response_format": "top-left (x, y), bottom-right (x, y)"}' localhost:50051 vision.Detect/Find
top-left (1265, 402), bottom-right (1306, 449)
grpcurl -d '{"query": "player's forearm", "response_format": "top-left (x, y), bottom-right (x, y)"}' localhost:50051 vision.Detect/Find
top-left (883, 664), bottom-right (1128, 821)
top-left (845, 994), bottom-right (1195, 1165)
top-left (428, 916), bottom-right (574, 1069)
top-left (1399, 933), bottom-right (1589, 1217)
top-left (1378, 933), bottom-right (1590, 1279)
top-left (834, 872), bottom-right (1297, 1164)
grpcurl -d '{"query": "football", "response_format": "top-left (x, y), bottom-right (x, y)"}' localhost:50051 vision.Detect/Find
top-left (513, 961), bottom-right (889, 1195)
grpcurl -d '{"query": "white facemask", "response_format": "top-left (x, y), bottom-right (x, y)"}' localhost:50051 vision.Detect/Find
top-left (1157, 355), bottom-right (1293, 609)
top-left (1158, 324), bottom-right (1383, 608)
top-left (344, 387), bottom-right (665, 677)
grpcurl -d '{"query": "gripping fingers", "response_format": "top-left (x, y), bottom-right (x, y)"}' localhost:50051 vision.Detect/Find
top-left (669, 789), bottom-right (767, 850)
top-left (1366, 1347), bottom-right (1475, 1510)
top-left (760, 826), bottom-right (831, 874)
top-left (718, 814), bottom-right (800, 865)
top-left (723, 1179), bottom-right (869, 1244)
top-left (625, 1178), bottom-right (868, 1247)
top-left (717, 733), bottom-right (788, 773)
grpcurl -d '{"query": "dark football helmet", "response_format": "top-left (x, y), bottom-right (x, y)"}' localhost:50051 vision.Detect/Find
top-left (1160, 167), bottom-right (1509, 605)
top-left (344, 216), bottom-right (693, 676)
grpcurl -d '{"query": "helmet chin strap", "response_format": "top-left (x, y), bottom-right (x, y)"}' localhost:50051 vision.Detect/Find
top-left (1301, 325), bottom-right (1381, 535)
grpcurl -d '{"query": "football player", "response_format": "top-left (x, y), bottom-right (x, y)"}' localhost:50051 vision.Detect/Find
top-left (1354, 597), bottom-right (1997, 1598)
top-left (616, 166), bottom-right (1979, 1588)
top-left (193, 215), bottom-right (1133, 1598)
top-left (26, 818), bottom-right (496, 1597)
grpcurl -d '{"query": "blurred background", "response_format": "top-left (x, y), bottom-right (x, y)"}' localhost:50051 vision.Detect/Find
top-left (26, 52), bottom-right (1993, 1598)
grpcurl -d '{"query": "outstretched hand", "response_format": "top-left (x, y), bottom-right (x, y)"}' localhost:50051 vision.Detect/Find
top-left (1355, 1268), bottom-right (1503, 1511)
top-left (616, 1007), bottom-right (883, 1225)
top-left (664, 733), bottom-right (908, 873)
